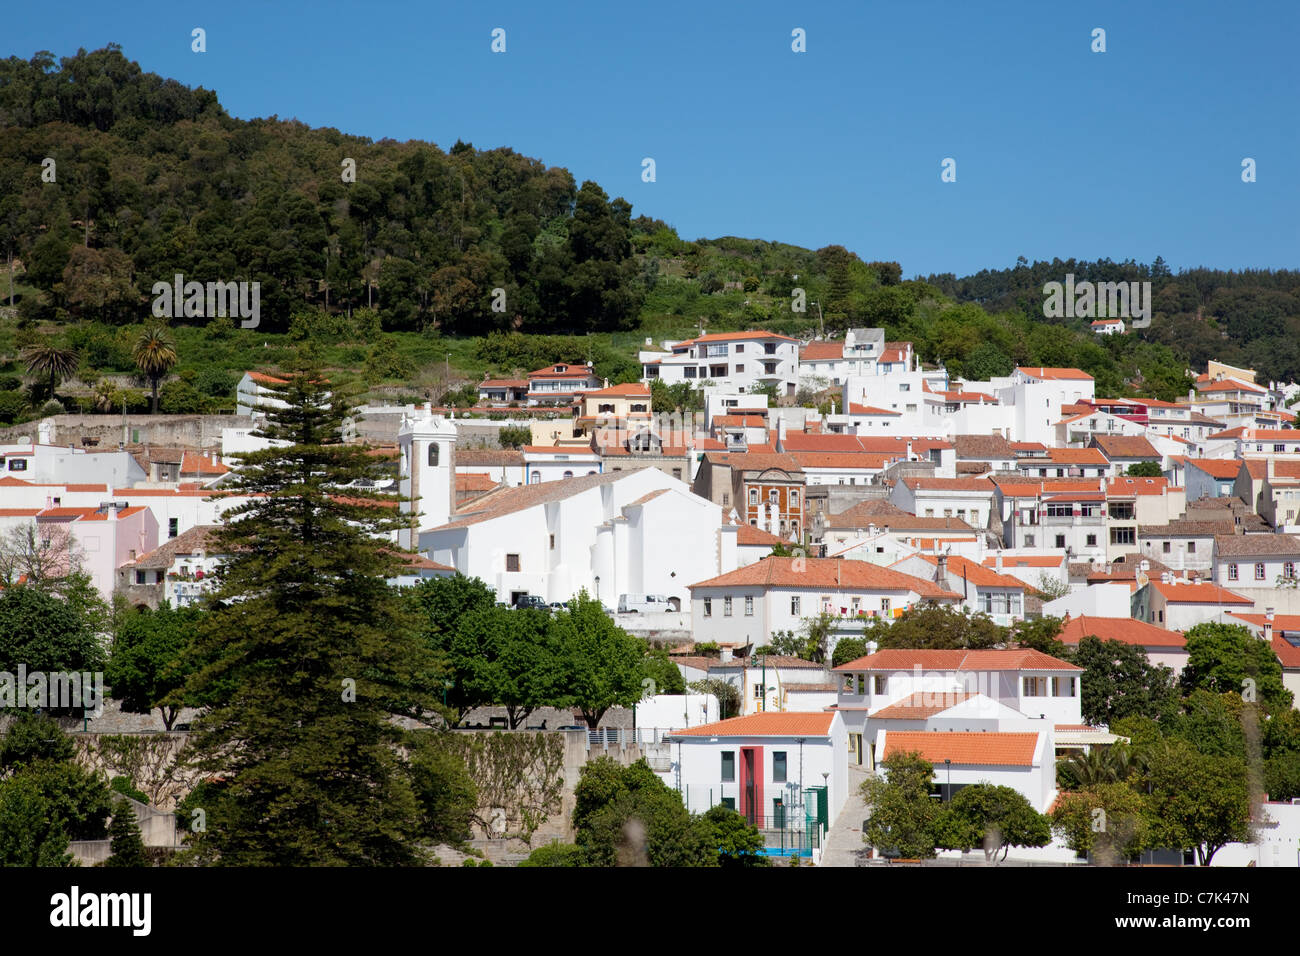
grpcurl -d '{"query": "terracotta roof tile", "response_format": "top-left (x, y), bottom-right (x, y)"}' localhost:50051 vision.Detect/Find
top-left (881, 731), bottom-right (1040, 767)
top-left (834, 648), bottom-right (1080, 672)
top-left (869, 691), bottom-right (977, 720)
top-left (688, 556), bottom-right (961, 601)
top-left (1059, 615), bottom-right (1186, 647)
top-left (671, 712), bottom-right (835, 737)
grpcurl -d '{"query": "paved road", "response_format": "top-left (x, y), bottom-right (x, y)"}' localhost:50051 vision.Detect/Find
top-left (819, 765), bottom-right (872, 866)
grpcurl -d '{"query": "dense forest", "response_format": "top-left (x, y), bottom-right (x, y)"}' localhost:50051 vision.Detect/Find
top-left (0, 45), bottom-right (1294, 423)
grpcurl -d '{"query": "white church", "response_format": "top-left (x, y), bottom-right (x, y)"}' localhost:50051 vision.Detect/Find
top-left (397, 409), bottom-right (742, 608)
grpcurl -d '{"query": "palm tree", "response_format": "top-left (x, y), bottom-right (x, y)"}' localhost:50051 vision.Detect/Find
top-left (92, 379), bottom-right (118, 413)
top-left (21, 340), bottom-right (79, 401)
top-left (133, 323), bottom-right (178, 414)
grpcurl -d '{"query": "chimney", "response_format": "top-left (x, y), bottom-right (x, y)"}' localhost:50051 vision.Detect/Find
top-left (1264, 608), bottom-right (1275, 642)
top-left (906, 440), bottom-right (913, 460)
top-left (935, 553), bottom-right (950, 590)
top-left (720, 646), bottom-right (733, 663)
top-left (995, 550), bottom-right (1004, 571)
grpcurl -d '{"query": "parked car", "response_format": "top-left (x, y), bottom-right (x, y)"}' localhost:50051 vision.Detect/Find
top-left (513, 594), bottom-right (549, 611)
top-left (548, 601), bottom-right (567, 612)
top-left (617, 593), bottom-right (677, 613)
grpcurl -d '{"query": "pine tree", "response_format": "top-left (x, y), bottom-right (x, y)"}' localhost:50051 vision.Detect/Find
top-left (104, 798), bottom-right (148, 867)
top-left (178, 368), bottom-right (442, 865)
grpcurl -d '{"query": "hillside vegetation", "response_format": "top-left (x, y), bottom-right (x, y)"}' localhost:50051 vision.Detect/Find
top-left (0, 46), bottom-right (1294, 425)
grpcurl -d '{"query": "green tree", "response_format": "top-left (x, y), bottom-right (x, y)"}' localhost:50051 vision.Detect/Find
top-left (450, 604), bottom-right (565, 727)
top-left (1180, 622), bottom-right (1293, 711)
top-left (176, 369), bottom-right (440, 865)
top-left (700, 804), bottom-right (770, 867)
top-left (831, 636), bottom-right (870, 668)
top-left (497, 425), bottom-right (532, 449)
top-left (861, 751), bottom-right (943, 859)
top-left (572, 758), bottom-right (712, 867)
top-left (132, 322), bottom-right (178, 414)
top-left (517, 840), bottom-right (587, 867)
top-left (1125, 461), bottom-right (1163, 478)
top-left (1050, 782), bottom-right (1151, 863)
top-left (0, 774), bottom-right (73, 867)
top-left (939, 783), bottom-right (1051, 862)
top-left (688, 678), bottom-right (741, 719)
top-left (553, 592), bottom-right (646, 729)
top-left (1008, 615), bottom-right (1072, 659)
top-left (1139, 740), bottom-right (1251, 866)
top-left (21, 338), bottom-right (78, 400)
top-left (0, 584), bottom-right (107, 701)
top-left (104, 798), bottom-right (149, 867)
top-left (0, 712), bottom-right (74, 769)
top-left (106, 603), bottom-right (203, 730)
top-left (407, 732), bottom-right (478, 846)
top-left (642, 646), bottom-right (686, 696)
top-left (873, 602), bottom-right (1005, 650)
top-left (1074, 636), bottom-right (1178, 725)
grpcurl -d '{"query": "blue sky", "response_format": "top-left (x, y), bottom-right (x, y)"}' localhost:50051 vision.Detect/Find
top-left (5, 0), bottom-right (1297, 277)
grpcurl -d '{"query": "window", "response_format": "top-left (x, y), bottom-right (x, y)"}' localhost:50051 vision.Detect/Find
top-left (749, 489), bottom-right (758, 506)
top-left (874, 675), bottom-right (886, 695)
top-left (8, 459), bottom-right (25, 471)
top-left (1086, 534), bottom-right (1097, 546)
top-left (1187, 541), bottom-right (1196, 553)
top-left (1162, 541), bottom-right (1171, 554)
top-left (881, 597), bottom-right (891, 613)
top-left (427, 444), bottom-right (439, 467)
top-left (1256, 562), bottom-right (1266, 580)
top-left (791, 596), bottom-right (801, 615)
top-left (135, 570), bottom-right (147, 585)
top-left (724, 597), bottom-right (733, 617)
top-left (772, 752), bottom-right (788, 783)
top-left (506, 553), bottom-right (520, 572)
top-left (1228, 563), bottom-right (1239, 581)
top-left (754, 683), bottom-right (765, 700)
top-left (530, 471), bottom-right (541, 483)
top-left (721, 752), bottom-right (735, 782)
top-left (1055, 535), bottom-right (1066, 549)
top-left (943, 509), bottom-right (953, 518)
top-left (672, 468), bottom-right (682, 479)
top-left (1023, 676), bottom-right (1048, 697)
top-left (684, 367), bottom-right (697, 379)
top-left (769, 489), bottom-right (779, 503)
top-left (1286, 562), bottom-right (1297, 580)
top-left (790, 490), bottom-right (799, 507)
top-left (925, 509), bottom-right (934, 517)
top-left (168, 518), bottom-right (179, 539)
top-left (703, 598), bottom-right (712, 617)
top-left (744, 596), bottom-right (754, 616)
top-left (735, 345), bottom-right (744, 353)
top-left (722, 493), bottom-right (729, 506)
top-left (1110, 527), bottom-right (1135, 545)
top-left (735, 365), bottom-right (744, 374)
top-left (1052, 676), bottom-right (1077, 697)
top-left (549, 534), bottom-right (555, 549)
top-left (899, 383), bottom-right (911, 392)
top-left (562, 470), bottom-right (573, 478)
top-left (721, 797), bottom-right (736, 810)
top-left (1024, 534), bottom-right (1035, 547)
top-left (1277, 444), bottom-right (1287, 454)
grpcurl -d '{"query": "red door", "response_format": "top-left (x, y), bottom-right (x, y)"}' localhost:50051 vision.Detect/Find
top-left (739, 747), bottom-right (764, 825)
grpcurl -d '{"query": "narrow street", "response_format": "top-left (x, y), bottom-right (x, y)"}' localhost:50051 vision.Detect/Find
top-left (819, 764), bottom-right (872, 866)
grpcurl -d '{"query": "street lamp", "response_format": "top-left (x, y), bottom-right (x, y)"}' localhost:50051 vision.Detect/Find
top-left (594, 575), bottom-right (600, 602)
top-left (944, 758), bottom-right (952, 802)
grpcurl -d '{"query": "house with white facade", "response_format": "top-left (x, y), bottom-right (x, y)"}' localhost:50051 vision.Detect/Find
top-left (889, 477), bottom-right (999, 535)
top-left (888, 553), bottom-right (1028, 625)
top-left (525, 362), bottom-right (602, 406)
top-left (797, 328), bottom-right (887, 388)
top-left (831, 647), bottom-right (1081, 782)
top-left (1131, 578), bottom-right (1254, 630)
top-left (39, 503), bottom-right (160, 600)
top-left (875, 729), bottom-right (1057, 814)
top-left (420, 468), bottom-right (737, 609)
top-left (666, 711), bottom-right (848, 843)
top-left (1212, 533), bottom-right (1300, 595)
top-left (687, 555), bottom-right (960, 648)
top-left (641, 331), bottom-right (800, 396)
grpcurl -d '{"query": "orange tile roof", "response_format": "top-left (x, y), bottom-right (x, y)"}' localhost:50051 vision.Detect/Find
top-left (800, 342), bottom-right (844, 361)
top-left (1059, 615), bottom-right (1186, 648)
top-left (1016, 367), bottom-right (1094, 381)
top-left (1041, 448), bottom-right (1108, 465)
top-left (982, 555), bottom-right (1065, 569)
top-left (869, 691), bottom-right (977, 720)
top-left (846, 403), bottom-right (901, 416)
top-left (1107, 477), bottom-right (1171, 496)
top-left (456, 473), bottom-right (498, 492)
top-left (0, 477), bottom-right (33, 486)
top-left (582, 383), bottom-right (651, 397)
top-left (479, 378), bottom-right (528, 388)
top-left (735, 524), bottom-right (788, 547)
top-left (180, 452), bottom-right (230, 476)
top-left (688, 556), bottom-right (960, 600)
top-left (0, 508), bottom-right (41, 517)
top-left (37, 507), bottom-right (99, 518)
top-left (1148, 580), bottom-right (1252, 605)
top-left (788, 452), bottom-right (900, 470)
top-left (245, 371), bottom-right (289, 385)
top-left (674, 330), bottom-right (799, 348)
top-left (1185, 458), bottom-right (1244, 479)
top-left (671, 712), bottom-right (835, 737)
top-left (901, 477), bottom-right (997, 492)
top-left (903, 554), bottom-right (1027, 590)
top-left (76, 506), bottom-right (148, 521)
top-left (880, 731), bottom-right (1040, 767)
top-left (834, 648), bottom-right (1080, 672)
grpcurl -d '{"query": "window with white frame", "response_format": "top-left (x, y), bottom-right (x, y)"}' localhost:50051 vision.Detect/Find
top-left (724, 597), bottom-right (733, 616)
top-left (1228, 563), bottom-right (1239, 581)
top-left (1255, 562), bottom-right (1266, 580)
top-left (744, 596), bottom-right (754, 616)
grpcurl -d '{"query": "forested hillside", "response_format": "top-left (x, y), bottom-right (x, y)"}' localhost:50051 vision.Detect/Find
top-left (0, 45), bottom-right (1290, 425)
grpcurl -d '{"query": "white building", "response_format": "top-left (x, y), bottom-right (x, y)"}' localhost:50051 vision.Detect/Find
top-left (666, 711), bottom-right (848, 841)
top-left (686, 555), bottom-right (961, 647)
top-left (642, 331), bottom-right (800, 397)
top-left (397, 411), bottom-right (457, 550)
top-left (420, 468), bottom-right (738, 609)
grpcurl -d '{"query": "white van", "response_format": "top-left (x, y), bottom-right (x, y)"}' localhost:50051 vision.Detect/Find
top-left (617, 593), bottom-right (679, 613)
